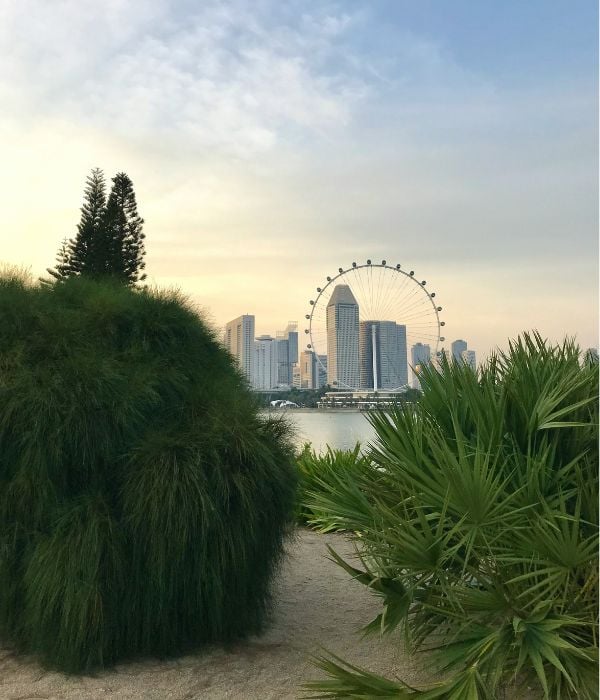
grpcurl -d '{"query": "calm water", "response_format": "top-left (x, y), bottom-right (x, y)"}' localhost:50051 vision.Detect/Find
top-left (267, 409), bottom-right (377, 452)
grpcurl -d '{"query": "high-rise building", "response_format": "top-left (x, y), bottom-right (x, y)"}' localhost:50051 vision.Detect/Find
top-left (411, 342), bottom-right (431, 388)
top-left (253, 335), bottom-right (279, 389)
top-left (461, 349), bottom-right (476, 371)
top-left (359, 321), bottom-right (408, 389)
top-left (224, 314), bottom-right (255, 383)
top-left (326, 285), bottom-right (360, 389)
top-left (451, 339), bottom-right (467, 362)
top-left (297, 350), bottom-right (318, 389)
top-left (317, 355), bottom-right (327, 389)
top-left (276, 322), bottom-right (298, 386)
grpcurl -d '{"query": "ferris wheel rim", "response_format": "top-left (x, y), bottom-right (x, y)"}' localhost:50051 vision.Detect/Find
top-left (306, 261), bottom-right (444, 391)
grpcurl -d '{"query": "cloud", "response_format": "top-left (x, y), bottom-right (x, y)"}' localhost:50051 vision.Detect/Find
top-left (0, 0), bottom-right (368, 156)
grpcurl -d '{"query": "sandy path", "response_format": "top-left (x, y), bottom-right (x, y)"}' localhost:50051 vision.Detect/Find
top-left (1, 529), bottom-right (426, 700)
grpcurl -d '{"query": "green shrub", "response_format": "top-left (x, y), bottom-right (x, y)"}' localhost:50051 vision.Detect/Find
top-left (296, 443), bottom-right (371, 528)
top-left (0, 274), bottom-right (297, 672)
top-left (304, 333), bottom-right (598, 699)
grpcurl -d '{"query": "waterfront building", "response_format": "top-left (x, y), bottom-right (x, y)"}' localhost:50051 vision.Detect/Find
top-left (224, 314), bottom-right (255, 383)
top-left (359, 321), bottom-right (408, 390)
top-left (451, 339), bottom-right (467, 361)
top-left (326, 285), bottom-right (360, 389)
top-left (253, 335), bottom-right (279, 389)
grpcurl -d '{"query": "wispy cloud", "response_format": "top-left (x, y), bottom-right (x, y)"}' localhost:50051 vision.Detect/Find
top-left (1, 0), bottom-right (369, 156)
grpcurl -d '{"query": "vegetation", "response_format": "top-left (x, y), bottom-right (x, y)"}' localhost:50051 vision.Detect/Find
top-left (46, 168), bottom-right (146, 285)
top-left (0, 273), bottom-right (297, 673)
top-left (296, 443), bottom-right (370, 526)
top-left (303, 333), bottom-right (599, 699)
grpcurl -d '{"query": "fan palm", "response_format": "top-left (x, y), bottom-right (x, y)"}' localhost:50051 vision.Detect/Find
top-left (304, 333), bottom-right (598, 699)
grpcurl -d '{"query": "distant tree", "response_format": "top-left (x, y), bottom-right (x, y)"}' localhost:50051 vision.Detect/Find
top-left (102, 172), bottom-right (146, 284)
top-left (45, 168), bottom-right (146, 285)
top-left (46, 237), bottom-right (74, 282)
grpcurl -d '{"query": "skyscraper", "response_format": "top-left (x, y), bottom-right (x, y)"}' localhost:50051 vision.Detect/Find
top-left (224, 314), bottom-right (255, 383)
top-left (253, 335), bottom-right (279, 389)
top-left (461, 349), bottom-right (476, 371)
top-left (326, 285), bottom-right (360, 388)
top-left (411, 342), bottom-right (431, 388)
top-left (276, 322), bottom-right (298, 386)
top-left (297, 350), bottom-right (318, 389)
top-left (359, 321), bottom-right (408, 389)
top-left (451, 339), bottom-right (467, 361)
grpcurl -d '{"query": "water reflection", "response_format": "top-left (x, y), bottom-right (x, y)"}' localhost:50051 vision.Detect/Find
top-left (267, 409), bottom-right (377, 453)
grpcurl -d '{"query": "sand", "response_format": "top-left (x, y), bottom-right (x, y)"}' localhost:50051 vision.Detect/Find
top-left (1, 529), bottom-right (428, 700)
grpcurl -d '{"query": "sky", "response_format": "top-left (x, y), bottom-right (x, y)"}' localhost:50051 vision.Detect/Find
top-left (1, 0), bottom-right (598, 359)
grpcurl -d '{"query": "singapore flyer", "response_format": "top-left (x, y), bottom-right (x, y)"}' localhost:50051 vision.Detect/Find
top-left (305, 260), bottom-right (444, 391)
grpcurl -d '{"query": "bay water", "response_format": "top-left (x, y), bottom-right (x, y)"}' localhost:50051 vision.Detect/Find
top-left (266, 409), bottom-right (377, 453)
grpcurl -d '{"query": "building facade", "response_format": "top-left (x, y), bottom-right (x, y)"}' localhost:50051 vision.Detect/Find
top-left (276, 322), bottom-right (298, 386)
top-left (451, 339), bottom-right (467, 361)
top-left (253, 335), bottom-right (279, 389)
top-left (326, 285), bottom-right (360, 389)
top-left (224, 314), bottom-right (255, 383)
top-left (359, 321), bottom-right (408, 390)
top-left (411, 342), bottom-right (431, 388)
top-left (461, 349), bottom-right (477, 371)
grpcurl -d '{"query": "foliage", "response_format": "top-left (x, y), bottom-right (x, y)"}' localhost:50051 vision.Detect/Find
top-left (303, 333), bottom-right (599, 699)
top-left (0, 273), bottom-right (297, 672)
top-left (296, 443), bottom-right (372, 527)
top-left (46, 169), bottom-right (146, 285)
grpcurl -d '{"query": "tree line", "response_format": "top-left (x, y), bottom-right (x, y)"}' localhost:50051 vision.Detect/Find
top-left (46, 168), bottom-right (146, 285)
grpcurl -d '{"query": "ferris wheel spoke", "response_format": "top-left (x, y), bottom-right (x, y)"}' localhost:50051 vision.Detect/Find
top-left (308, 262), bottom-right (442, 390)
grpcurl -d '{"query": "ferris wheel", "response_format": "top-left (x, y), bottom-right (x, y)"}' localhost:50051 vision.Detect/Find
top-left (305, 260), bottom-right (444, 391)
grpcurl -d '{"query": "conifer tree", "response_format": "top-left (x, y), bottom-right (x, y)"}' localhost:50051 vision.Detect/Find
top-left (45, 237), bottom-right (73, 282)
top-left (103, 173), bottom-right (146, 284)
top-left (45, 169), bottom-right (146, 285)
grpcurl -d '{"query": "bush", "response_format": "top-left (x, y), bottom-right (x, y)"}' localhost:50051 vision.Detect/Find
top-left (296, 443), bottom-right (371, 528)
top-left (304, 333), bottom-right (598, 699)
top-left (0, 274), bottom-right (297, 672)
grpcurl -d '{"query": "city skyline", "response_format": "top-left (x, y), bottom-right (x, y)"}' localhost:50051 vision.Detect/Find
top-left (223, 305), bottom-right (484, 392)
top-left (1, 2), bottom-right (597, 359)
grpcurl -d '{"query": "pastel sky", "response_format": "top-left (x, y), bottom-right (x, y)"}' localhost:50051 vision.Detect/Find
top-left (1, 0), bottom-right (598, 359)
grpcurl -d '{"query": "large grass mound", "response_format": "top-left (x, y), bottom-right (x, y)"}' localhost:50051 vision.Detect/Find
top-left (0, 273), bottom-right (297, 672)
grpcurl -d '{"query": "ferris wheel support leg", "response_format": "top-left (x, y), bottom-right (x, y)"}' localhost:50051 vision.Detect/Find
top-left (372, 324), bottom-right (378, 391)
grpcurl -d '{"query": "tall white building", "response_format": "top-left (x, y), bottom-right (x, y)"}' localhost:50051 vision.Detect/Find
top-left (326, 285), bottom-right (360, 389)
top-left (359, 321), bottom-right (408, 390)
top-left (224, 314), bottom-right (255, 383)
top-left (253, 335), bottom-right (279, 389)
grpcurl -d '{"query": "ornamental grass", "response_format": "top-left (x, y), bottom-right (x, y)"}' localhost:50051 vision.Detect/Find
top-left (0, 273), bottom-right (297, 673)
top-left (304, 333), bottom-right (598, 699)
